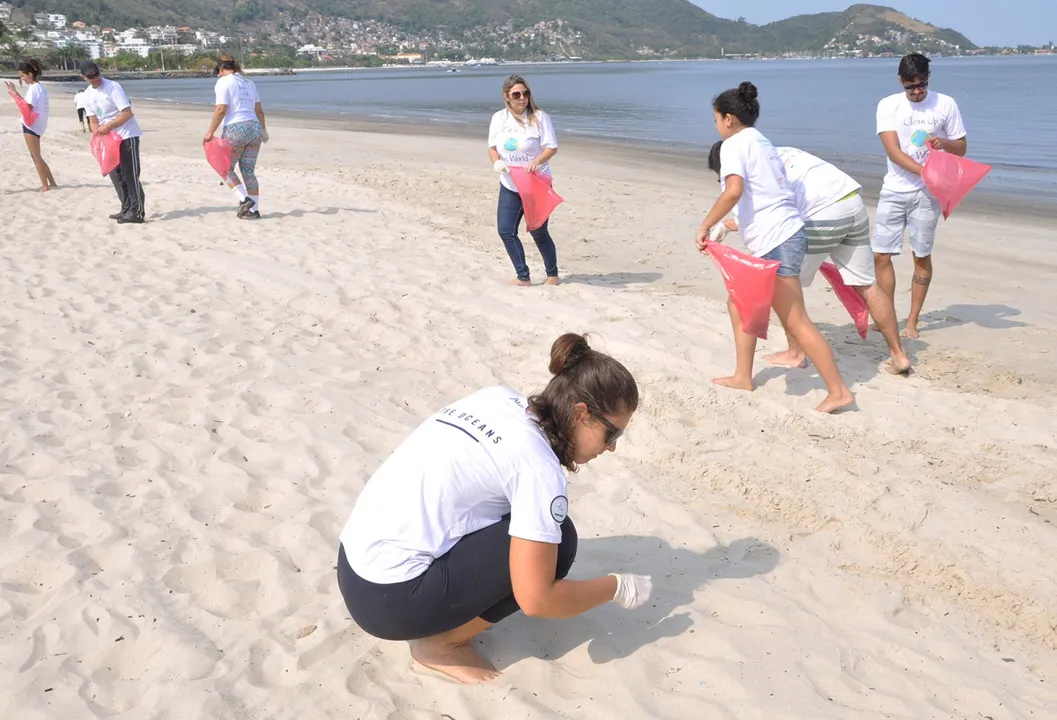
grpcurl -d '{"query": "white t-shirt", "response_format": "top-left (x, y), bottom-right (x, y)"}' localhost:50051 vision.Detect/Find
top-left (876, 91), bottom-right (966, 193)
top-left (214, 73), bottom-right (261, 127)
top-left (74, 90), bottom-right (88, 110)
top-left (488, 108), bottom-right (558, 193)
top-left (339, 386), bottom-right (569, 584)
top-left (84, 78), bottom-right (142, 140)
top-left (23, 83), bottom-right (49, 135)
top-left (719, 127), bottom-right (804, 257)
top-left (776, 147), bottom-right (861, 219)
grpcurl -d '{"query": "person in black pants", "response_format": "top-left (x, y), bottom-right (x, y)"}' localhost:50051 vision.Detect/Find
top-left (80, 61), bottom-right (146, 224)
top-left (336, 333), bottom-right (653, 683)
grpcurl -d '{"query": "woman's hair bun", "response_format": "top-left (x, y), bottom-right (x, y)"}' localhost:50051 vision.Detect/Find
top-left (548, 332), bottom-right (592, 376)
top-left (737, 81), bottom-right (758, 101)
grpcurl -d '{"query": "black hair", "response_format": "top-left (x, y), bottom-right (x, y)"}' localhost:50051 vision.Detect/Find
top-left (527, 333), bottom-right (639, 472)
top-left (707, 140), bottom-right (723, 179)
top-left (18, 59), bottom-right (43, 80)
top-left (898, 52), bottom-right (931, 81)
top-left (713, 81), bottom-right (759, 128)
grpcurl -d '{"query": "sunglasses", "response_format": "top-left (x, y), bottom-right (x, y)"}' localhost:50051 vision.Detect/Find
top-left (590, 409), bottom-right (624, 446)
top-left (508, 90), bottom-right (530, 100)
top-left (85, 72), bottom-right (100, 79)
top-left (902, 80), bottom-right (929, 92)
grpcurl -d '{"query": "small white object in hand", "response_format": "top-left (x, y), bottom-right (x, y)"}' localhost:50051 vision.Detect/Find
top-left (493, 159), bottom-right (509, 173)
top-left (709, 224), bottom-right (729, 243)
top-left (610, 573), bottom-right (653, 610)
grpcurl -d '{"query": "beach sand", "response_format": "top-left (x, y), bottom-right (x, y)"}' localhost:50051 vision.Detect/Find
top-left (2, 96), bottom-right (1056, 719)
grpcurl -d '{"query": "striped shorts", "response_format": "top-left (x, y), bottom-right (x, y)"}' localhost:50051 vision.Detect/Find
top-left (799, 193), bottom-right (876, 287)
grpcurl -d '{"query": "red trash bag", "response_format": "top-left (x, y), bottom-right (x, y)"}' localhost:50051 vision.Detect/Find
top-left (819, 262), bottom-right (868, 340)
top-left (89, 132), bottom-right (122, 176)
top-left (508, 167), bottom-right (564, 231)
top-left (204, 137), bottom-right (233, 179)
top-left (10, 91), bottom-right (40, 127)
top-left (703, 241), bottom-right (780, 340)
top-left (922, 150), bottom-right (992, 220)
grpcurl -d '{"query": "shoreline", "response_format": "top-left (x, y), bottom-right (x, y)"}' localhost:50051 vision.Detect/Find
top-left (120, 93), bottom-right (1057, 222)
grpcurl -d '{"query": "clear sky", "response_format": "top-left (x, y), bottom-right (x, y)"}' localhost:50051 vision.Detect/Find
top-left (691, 0), bottom-right (1052, 47)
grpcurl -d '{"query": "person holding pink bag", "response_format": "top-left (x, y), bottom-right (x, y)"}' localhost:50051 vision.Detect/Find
top-left (487, 75), bottom-right (560, 286)
top-left (6, 59), bottom-right (56, 192)
top-left (81, 60), bottom-right (145, 224)
top-left (203, 55), bottom-right (268, 220)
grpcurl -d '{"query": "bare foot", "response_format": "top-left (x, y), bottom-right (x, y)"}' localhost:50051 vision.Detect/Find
top-left (39, 185), bottom-right (50, 193)
top-left (815, 389), bottom-right (855, 413)
top-left (508, 278), bottom-right (532, 287)
top-left (886, 352), bottom-right (912, 375)
top-left (712, 375), bottom-right (754, 392)
top-left (544, 276), bottom-right (560, 286)
top-left (902, 323), bottom-right (920, 339)
top-left (410, 639), bottom-right (501, 684)
top-left (763, 350), bottom-right (808, 369)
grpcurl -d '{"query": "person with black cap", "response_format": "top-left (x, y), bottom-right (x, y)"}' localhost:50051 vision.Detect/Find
top-left (80, 60), bottom-right (145, 224)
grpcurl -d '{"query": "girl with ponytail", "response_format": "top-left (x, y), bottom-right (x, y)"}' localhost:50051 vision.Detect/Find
top-left (335, 333), bottom-right (651, 683)
top-left (695, 81), bottom-right (853, 413)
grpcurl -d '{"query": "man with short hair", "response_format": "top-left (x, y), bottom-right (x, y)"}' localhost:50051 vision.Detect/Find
top-left (80, 60), bottom-right (146, 224)
top-left (873, 52), bottom-right (967, 338)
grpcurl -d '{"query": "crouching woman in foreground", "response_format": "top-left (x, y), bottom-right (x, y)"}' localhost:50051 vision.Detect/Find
top-left (336, 333), bottom-right (653, 683)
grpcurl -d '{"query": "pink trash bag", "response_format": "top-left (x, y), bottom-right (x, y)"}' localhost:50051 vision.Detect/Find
top-left (922, 150), bottom-right (992, 220)
top-left (703, 241), bottom-right (780, 340)
top-left (819, 262), bottom-right (868, 340)
top-left (204, 137), bottom-right (233, 179)
top-left (7, 87), bottom-right (40, 127)
top-left (89, 132), bottom-right (122, 176)
top-left (508, 167), bottom-right (564, 231)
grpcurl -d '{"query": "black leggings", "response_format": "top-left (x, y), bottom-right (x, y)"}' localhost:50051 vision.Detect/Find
top-left (337, 515), bottom-right (577, 641)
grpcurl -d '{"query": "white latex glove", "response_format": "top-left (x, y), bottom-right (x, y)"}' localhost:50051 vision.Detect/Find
top-left (610, 573), bottom-right (653, 609)
top-left (261, 129), bottom-right (270, 144)
top-left (493, 159), bottom-right (509, 173)
top-left (708, 224), bottom-right (729, 243)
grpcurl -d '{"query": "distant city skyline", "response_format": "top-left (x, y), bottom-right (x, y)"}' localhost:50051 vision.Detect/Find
top-left (693, 0), bottom-right (1051, 47)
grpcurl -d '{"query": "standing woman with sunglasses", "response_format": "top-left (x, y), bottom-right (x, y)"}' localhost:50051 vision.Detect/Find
top-left (203, 55), bottom-right (268, 219)
top-left (5, 59), bottom-right (57, 192)
top-left (487, 75), bottom-right (560, 286)
top-left (336, 333), bottom-right (652, 684)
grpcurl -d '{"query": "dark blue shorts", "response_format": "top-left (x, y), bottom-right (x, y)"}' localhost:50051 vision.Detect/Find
top-left (22, 125), bottom-right (40, 137)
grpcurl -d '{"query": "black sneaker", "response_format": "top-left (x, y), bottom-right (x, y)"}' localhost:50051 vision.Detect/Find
top-left (109, 212), bottom-right (125, 220)
top-left (236, 197), bottom-right (255, 218)
top-left (240, 210), bottom-right (261, 220)
top-left (116, 215), bottom-right (145, 224)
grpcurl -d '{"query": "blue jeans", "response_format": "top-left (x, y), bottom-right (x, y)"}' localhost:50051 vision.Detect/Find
top-left (761, 229), bottom-right (808, 277)
top-left (497, 184), bottom-right (558, 281)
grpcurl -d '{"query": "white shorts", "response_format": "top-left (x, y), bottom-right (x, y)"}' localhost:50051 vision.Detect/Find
top-left (799, 194), bottom-right (876, 288)
top-left (871, 187), bottom-right (941, 258)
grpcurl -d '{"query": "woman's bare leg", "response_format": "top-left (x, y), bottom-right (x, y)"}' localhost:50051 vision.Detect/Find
top-left (409, 616), bottom-right (500, 683)
top-left (772, 276), bottom-right (854, 412)
top-left (713, 297), bottom-right (758, 392)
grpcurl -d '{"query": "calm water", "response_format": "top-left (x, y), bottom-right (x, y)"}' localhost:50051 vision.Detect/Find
top-left (112, 56), bottom-right (1057, 201)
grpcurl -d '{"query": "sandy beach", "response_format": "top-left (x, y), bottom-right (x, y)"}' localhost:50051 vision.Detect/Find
top-left (2, 94), bottom-right (1056, 719)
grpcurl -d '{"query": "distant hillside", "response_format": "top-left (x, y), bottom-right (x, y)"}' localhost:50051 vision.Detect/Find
top-left (762, 4), bottom-right (977, 54)
top-left (6, 1), bottom-right (976, 58)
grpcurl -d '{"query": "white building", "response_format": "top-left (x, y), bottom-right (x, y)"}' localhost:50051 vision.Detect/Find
top-left (48, 13), bottom-right (66, 28)
top-left (0, 3), bottom-right (13, 22)
top-left (148, 26), bottom-right (179, 44)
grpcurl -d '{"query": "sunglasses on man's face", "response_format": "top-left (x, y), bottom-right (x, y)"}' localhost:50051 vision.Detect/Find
top-left (508, 90), bottom-right (530, 100)
top-left (902, 80), bottom-right (928, 92)
top-left (85, 72), bottom-right (100, 79)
